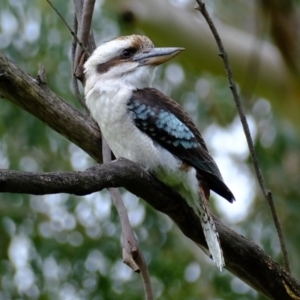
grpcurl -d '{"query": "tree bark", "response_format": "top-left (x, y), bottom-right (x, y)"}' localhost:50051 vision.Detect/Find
top-left (1, 160), bottom-right (300, 299)
top-left (1, 51), bottom-right (300, 299)
top-left (0, 52), bottom-right (102, 163)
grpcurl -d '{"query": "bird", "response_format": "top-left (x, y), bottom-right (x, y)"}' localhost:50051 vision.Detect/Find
top-left (84, 34), bottom-right (235, 270)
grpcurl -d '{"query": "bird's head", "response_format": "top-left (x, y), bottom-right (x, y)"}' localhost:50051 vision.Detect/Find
top-left (84, 35), bottom-right (184, 93)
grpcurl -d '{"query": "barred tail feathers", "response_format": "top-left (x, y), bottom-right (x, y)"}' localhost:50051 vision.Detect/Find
top-left (197, 187), bottom-right (224, 271)
top-left (156, 166), bottom-right (224, 270)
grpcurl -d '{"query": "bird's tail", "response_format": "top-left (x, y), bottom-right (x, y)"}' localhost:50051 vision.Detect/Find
top-left (197, 187), bottom-right (224, 271)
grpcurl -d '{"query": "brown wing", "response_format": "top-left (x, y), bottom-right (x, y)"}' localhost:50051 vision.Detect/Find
top-left (128, 88), bottom-right (235, 202)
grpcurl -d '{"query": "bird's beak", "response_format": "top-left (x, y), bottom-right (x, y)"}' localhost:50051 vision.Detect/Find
top-left (133, 47), bottom-right (184, 66)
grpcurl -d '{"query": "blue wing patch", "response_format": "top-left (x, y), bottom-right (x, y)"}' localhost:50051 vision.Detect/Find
top-left (156, 111), bottom-right (195, 140)
top-left (128, 99), bottom-right (200, 150)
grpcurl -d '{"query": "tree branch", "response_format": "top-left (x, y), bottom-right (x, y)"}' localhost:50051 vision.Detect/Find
top-left (0, 51), bottom-right (102, 163)
top-left (195, 0), bottom-right (290, 273)
top-left (102, 137), bottom-right (154, 300)
top-left (0, 160), bottom-right (299, 299)
top-left (73, 0), bottom-right (96, 81)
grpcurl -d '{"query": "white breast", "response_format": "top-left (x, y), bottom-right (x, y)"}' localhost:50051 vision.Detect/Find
top-left (86, 84), bottom-right (169, 167)
top-left (85, 82), bottom-right (200, 208)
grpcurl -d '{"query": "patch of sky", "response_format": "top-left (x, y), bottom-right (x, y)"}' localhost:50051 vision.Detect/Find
top-left (203, 116), bottom-right (257, 222)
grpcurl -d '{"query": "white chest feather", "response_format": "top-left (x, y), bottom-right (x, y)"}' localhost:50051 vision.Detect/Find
top-left (87, 85), bottom-right (163, 165)
top-left (85, 83), bottom-right (199, 202)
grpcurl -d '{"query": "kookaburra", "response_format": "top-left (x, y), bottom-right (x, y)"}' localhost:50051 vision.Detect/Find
top-left (84, 35), bottom-right (235, 270)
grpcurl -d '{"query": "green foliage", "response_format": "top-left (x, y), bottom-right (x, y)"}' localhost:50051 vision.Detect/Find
top-left (0, 0), bottom-right (299, 299)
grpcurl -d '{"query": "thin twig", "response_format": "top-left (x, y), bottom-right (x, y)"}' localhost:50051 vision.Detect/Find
top-left (46, 0), bottom-right (90, 111)
top-left (102, 136), bottom-right (154, 300)
top-left (46, 0), bottom-right (90, 56)
top-left (37, 64), bottom-right (47, 85)
top-left (195, 0), bottom-right (290, 273)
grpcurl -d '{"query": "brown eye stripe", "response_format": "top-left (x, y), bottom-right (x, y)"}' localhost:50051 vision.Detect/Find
top-left (96, 57), bottom-right (120, 74)
top-left (96, 47), bottom-right (138, 74)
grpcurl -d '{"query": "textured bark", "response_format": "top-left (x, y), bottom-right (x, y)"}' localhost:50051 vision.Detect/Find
top-left (0, 160), bottom-right (300, 299)
top-left (1, 51), bottom-right (300, 299)
top-left (0, 52), bottom-right (102, 162)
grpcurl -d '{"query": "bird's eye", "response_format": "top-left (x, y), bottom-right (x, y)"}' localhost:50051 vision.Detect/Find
top-left (120, 47), bottom-right (137, 59)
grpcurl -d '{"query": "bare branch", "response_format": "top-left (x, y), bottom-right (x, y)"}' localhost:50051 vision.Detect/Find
top-left (102, 137), bottom-right (140, 268)
top-left (0, 51), bottom-right (102, 162)
top-left (73, 0), bottom-right (96, 81)
top-left (102, 136), bottom-right (154, 300)
top-left (0, 160), bottom-right (300, 299)
top-left (195, 0), bottom-right (290, 273)
top-left (47, 0), bottom-right (95, 110)
top-left (79, 0), bottom-right (96, 50)
top-left (72, 0), bottom-right (97, 109)
top-left (135, 250), bottom-right (154, 300)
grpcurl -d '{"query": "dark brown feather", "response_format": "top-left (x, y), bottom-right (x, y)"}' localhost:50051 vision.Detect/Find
top-left (128, 88), bottom-right (235, 203)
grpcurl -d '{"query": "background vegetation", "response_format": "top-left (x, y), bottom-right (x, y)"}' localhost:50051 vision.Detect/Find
top-left (0, 0), bottom-right (300, 299)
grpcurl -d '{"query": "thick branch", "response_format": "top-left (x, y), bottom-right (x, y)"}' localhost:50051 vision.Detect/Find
top-left (0, 159), bottom-right (299, 299)
top-left (0, 51), bottom-right (102, 162)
